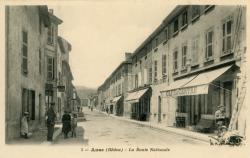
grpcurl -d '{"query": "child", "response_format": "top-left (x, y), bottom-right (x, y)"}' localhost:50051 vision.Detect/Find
top-left (71, 113), bottom-right (78, 138)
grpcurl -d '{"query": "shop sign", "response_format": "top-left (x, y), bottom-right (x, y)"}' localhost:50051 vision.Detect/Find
top-left (162, 85), bottom-right (209, 97)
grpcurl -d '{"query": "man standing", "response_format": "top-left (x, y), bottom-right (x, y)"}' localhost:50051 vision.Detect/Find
top-left (47, 103), bottom-right (56, 141)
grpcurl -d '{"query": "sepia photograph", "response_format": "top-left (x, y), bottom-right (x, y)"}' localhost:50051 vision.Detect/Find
top-left (2, 0), bottom-right (249, 157)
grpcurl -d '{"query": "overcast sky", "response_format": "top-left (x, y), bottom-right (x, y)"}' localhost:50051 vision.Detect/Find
top-left (50, 1), bottom-right (174, 89)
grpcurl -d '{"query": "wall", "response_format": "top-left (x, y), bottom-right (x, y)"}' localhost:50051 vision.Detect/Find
top-left (6, 6), bottom-right (47, 140)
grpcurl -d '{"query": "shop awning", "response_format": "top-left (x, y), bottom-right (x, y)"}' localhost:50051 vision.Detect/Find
top-left (125, 88), bottom-right (149, 103)
top-left (161, 66), bottom-right (232, 97)
top-left (112, 96), bottom-right (122, 103)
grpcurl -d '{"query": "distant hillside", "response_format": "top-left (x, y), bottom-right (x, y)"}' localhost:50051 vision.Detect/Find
top-left (76, 86), bottom-right (97, 99)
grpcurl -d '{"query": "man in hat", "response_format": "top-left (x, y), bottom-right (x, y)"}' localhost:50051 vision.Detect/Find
top-left (46, 103), bottom-right (57, 141)
top-left (20, 112), bottom-right (32, 139)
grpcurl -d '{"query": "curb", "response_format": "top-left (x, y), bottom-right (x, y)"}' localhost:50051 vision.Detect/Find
top-left (96, 109), bottom-right (210, 143)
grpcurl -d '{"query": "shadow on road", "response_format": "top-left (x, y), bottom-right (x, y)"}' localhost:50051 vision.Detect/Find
top-left (54, 126), bottom-right (88, 145)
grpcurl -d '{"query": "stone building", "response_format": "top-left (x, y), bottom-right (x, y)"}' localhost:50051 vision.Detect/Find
top-left (98, 5), bottom-right (246, 135)
top-left (129, 5), bottom-right (246, 134)
top-left (5, 6), bottom-right (50, 141)
top-left (57, 36), bottom-right (72, 118)
top-left (97, 53), bottom-right (132, 116)
top-left (44, 9), bottom-right (62, 114)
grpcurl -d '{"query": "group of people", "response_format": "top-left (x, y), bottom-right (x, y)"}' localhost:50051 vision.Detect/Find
top-left (62, 111), bottom-right (78, 139)
top-left (20, 102), bottom-right (78, 141)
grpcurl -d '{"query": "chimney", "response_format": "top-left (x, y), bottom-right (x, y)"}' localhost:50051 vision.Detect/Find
top-left (49, 9), bottom-right (53, 14)
top-left (125, 52), bottom-right (132, 61)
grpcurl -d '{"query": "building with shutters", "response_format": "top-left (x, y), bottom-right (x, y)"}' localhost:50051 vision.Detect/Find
top-left (128, 5), bottom-right (246, 134)
top-left (5, 6), bottom-right (51, 141)
top-left (97, 53), bottom-right (132, 117)
top-left (44, 9), bottom-right (63, 114)
top-left (97, 5), bottom-right (246, 135)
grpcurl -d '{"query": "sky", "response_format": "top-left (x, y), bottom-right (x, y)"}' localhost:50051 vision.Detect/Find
top-left (50, 1), bottom-right (175, 89)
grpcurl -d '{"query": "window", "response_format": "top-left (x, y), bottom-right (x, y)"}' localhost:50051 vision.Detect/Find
top-left (155, 38), bottom-right (158, 47)
top-left (191, 36), bottom-right (199, 65)
top-left (22, 31), bottom-right (28, 75)
top-left (173, 50), bottom-right (178, 72)
top-left (47, 25), bottom-right (54, 45)
top-left (149, 65), bottom-right (152, 84)
top-left (173, 18), bottom-right (179, 35)
top-left (47, 56), bottom-right (54, 80)
top-left (164, 28), bottom-right (169, 41)
top-left (162, 54), bottom-right (167, 75)
top-left (191, 6), bottom-right (200, 20)
top-left (182, 45), bottom-right (187, 68)
top-left (39, 49), bottom-right (42, 75)
top-left (154, 60), bottom-right (158, 82)
top-left (135, 74), bottom-right (138, 89)
top-left (205, 29), bottom-right (214, 60)
top-left (222, 17), bottom-right (233, 54)
top-left (181, 11), bottom-right (188, 27)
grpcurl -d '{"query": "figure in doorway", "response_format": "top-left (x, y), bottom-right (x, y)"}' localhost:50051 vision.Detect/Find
top-left (20, 112), bottom-right (32, 139)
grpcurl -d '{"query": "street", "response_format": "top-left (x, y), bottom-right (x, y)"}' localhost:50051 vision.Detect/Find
top-left (54, 107), bottom-right (208, 146)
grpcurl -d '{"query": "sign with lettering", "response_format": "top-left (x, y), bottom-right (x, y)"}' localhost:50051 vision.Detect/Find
top-left (57, 85), bottom-right (65, 92)
top-left (161, 85), bottom-right (209, 97)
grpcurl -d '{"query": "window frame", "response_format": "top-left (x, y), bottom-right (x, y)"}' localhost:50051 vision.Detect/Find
top-left (162, 54), bottom-right (167, 76)
top-left (181, 44), bottom-right (187, 69)
top-left (191, 36), bottom-right (199, 65)
top-left (222, 16), bottom-right (233, 55)
top-left (154, 60), bottom-right (158, 82)
top-left (22, 30), bottom-right (28, 75)
top-left (47, 56), bottom-right (54, 80)
top-left (191, 5), bottom-right (200, 22)
top-left (181, 10), bottom-right (188, 30)
top-left (205, 28), bottom-right (214, 61)
top-left (173, 18), bottom-right (179, 36)
top-left (47, 24), bottom-right (54, 45)
top-left (173, 49), bottom-right (178, 72)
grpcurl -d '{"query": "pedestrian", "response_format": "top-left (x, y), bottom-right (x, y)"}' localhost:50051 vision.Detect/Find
top-left (71, 113), bottom-right (78, 138)
top-left (20, 112), bottom-right (32, 139)
top-left (46, 103), bottom-right (56, 141)
top-left (62, 110), bottom-right (71, 139)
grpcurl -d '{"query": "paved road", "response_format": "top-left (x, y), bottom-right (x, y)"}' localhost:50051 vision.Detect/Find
top-left (55, 108), bottom-right (208, 146)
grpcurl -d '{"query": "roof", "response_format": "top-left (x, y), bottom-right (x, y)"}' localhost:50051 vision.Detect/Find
top-left (49, 11), bottom-right (63, 25)
top-left (58, 36), bottom-right (72, 54)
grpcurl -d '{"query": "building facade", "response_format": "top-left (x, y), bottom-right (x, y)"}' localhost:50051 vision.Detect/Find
top-left (97, 53), bottom-right (132, 116)
top-left (45, 9), bottom-right (62, 115)
top-left (5, 6), bottom-right (50, 141)
top-left (97, 5), bottom-right (246, 135)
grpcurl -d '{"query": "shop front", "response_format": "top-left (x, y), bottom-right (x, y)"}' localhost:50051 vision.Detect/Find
top-left (125, 87), bottom-right (151, 121)
top-left (112, 95), bottom-right (124, 116)
top-left (161, 65), bottom-right (238, 132)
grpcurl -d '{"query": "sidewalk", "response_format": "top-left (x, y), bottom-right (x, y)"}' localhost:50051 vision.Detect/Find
top-left (96, 109), bottom-right (211, 143)
top-left (8, 124), bottom-right (62, 145)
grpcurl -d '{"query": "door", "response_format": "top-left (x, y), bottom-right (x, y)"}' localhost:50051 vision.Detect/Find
top-left (158, 96), bottom-right (162, 123)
